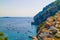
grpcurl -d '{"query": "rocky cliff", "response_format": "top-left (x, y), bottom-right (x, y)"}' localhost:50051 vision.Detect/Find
top-left (33, 0), bottom-right (60, 25)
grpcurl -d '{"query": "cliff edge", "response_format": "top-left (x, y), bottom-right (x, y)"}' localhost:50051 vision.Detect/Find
top-left (33, 0), bottom-right (60, 25)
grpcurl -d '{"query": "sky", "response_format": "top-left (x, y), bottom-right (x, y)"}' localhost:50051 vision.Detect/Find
top-left (0, 0), bottom-right (55, 17)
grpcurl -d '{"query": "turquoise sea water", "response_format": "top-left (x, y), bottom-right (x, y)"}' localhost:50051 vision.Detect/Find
top-left (0, 17), bottom-right (37, 40)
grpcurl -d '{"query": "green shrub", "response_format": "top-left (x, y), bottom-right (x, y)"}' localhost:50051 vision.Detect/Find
top-left (4, 36), bottom-right (8, 40)
top-left (0, 32), bottom-right (8, 40)
top-left (0, 32), bottom-right (4, 36)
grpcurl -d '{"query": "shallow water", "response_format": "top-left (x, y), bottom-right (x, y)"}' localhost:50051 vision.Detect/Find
top-left (0, 17), bottom-right (37, 40)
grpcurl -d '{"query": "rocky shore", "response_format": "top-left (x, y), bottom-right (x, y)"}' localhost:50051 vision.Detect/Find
top-left (32, 0), bottom-right (60, 40)
top-left (32, 11), bottom-right (60, 40)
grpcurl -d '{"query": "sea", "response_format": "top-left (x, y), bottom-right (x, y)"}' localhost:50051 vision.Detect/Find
top-left (0, 17), bottom-right (37, 40)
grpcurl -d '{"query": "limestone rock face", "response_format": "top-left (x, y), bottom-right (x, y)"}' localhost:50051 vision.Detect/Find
top-left (33, 0), bottom-right (60, 25)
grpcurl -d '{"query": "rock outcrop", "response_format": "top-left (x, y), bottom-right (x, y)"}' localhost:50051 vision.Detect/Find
top-left (37, 11), bottom-right (60, 40)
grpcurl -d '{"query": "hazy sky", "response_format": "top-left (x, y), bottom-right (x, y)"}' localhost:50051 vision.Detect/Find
top-left (0, 0), bottom-right (55, 17)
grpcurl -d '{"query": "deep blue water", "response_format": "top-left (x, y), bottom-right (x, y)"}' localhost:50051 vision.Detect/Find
top-left (0, 17), bottom-right (37, 40)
